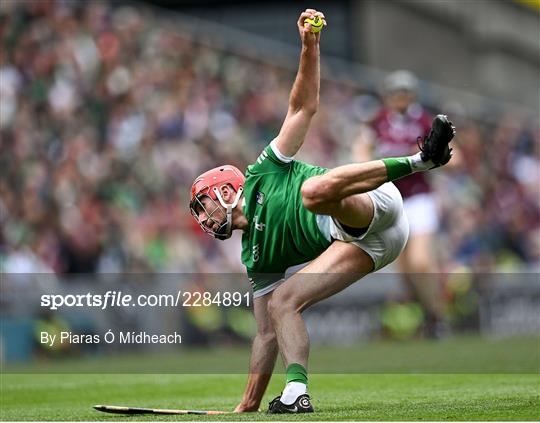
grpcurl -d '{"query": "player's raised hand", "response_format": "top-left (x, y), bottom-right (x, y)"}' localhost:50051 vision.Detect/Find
top-left (297, 9), bottom-right (326, 45)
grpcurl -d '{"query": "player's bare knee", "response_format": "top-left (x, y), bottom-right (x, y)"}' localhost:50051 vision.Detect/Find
top-left (266, 298), bottom-right (279, 321)
top-left (268, 291), bottom-right (300, 319)
top-left (301, 177), bottom-right (333, 211)
top-left (296, 298), bottom-right (315, 314)
top-left (300, 179), bottom-right (318, 210)
top-left (267, 296), bottom-right (286, 319)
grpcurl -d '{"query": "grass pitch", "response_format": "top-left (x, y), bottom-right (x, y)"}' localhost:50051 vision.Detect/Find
top-left (1, 336), bottom-right (539, 421)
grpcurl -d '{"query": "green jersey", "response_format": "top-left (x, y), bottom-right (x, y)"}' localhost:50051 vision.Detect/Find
top-left (241, 143), bottom-right (331, 296)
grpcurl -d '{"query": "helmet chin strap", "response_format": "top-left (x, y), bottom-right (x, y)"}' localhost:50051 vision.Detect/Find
top-left (212, 186), bottom-right (243, 240)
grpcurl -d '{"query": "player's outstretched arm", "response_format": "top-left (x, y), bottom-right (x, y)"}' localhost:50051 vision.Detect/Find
top-left (274, 9), bottom-right (325, 158)
top-left (234, 296), bottom-right (278, 412)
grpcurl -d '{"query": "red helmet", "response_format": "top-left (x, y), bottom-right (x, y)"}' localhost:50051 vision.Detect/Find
top-left (190, 165), bottom-right (245, 240)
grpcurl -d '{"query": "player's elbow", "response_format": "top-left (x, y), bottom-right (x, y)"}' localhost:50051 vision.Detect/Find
top-left (304, 101), bottom-right (318, 116)
top-left (289, 101), bottom-right (318, 117)
top-left (302, 98), bottom-right (319, 116)
top-left (301, 176), bottom-right (334, 212)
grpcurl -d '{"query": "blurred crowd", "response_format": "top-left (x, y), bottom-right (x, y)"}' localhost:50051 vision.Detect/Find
top-left (1, 0), bottom-right (539, 276)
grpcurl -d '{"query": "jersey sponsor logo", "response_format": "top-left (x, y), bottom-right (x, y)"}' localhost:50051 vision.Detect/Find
top-left (256, 191), bottom-right (265, 205)
top-left (252, 243), bottom-right (260, 262)
top-left (254, 215), bottom-right (266, 232)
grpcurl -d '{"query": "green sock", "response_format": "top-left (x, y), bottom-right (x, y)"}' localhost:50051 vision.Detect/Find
top-left (286, 363), bottom-right (308, 385)
top-left (382, 157), bottom-right (413, 182)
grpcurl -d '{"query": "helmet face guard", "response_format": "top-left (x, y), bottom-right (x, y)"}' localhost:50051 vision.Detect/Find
top-left (190, 193), bottom-right (229, 240)
top-left (190, 165), bottom-right (245, 240)
top-left (190, 186), bottom-right (243, 240)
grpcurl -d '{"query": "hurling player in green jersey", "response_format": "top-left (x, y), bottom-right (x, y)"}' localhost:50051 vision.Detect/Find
top-left (190, 8), bottom-right (455, 414)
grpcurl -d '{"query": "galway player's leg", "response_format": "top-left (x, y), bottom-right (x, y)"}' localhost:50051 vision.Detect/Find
top-left (267, 115), bottom-right (455, 413)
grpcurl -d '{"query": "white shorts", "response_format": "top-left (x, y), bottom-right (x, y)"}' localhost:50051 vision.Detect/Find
top-left (316, 182), bottom-right (409, 271)
top-left (403, 193), bottom-right (438, 235)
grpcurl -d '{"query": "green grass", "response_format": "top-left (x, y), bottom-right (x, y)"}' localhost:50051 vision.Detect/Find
top-left (4, 335), bottom-right (539, 374)
top-left (1, 336), bottom-right (539, 421)
top-left (1, 374), bottom-right (539, 421)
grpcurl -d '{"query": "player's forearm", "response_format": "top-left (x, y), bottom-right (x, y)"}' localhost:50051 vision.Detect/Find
top-left (289, 42), bottom-right (320, 114)
top-left (239, 373), bottom-right (273, 410)
top-left (238, 333), bottom-right (278, 410)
